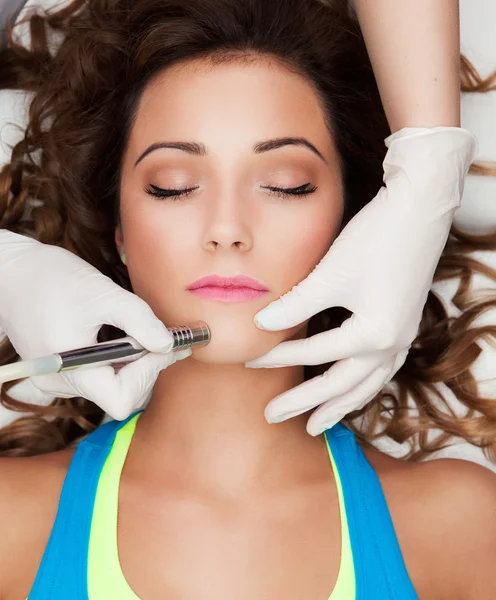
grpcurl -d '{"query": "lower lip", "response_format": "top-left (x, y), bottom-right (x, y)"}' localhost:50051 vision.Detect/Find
top-left (188, 286), bottom-right (269, 303)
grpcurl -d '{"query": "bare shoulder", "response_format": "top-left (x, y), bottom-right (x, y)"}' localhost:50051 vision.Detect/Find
top-left (0, 448), bottom-right (75, 600)
top-left (363, 446), bottom-right (496, 600)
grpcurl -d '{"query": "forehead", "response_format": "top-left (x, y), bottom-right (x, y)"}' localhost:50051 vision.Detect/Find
top-left (127, 56), bottom-right (334, 156)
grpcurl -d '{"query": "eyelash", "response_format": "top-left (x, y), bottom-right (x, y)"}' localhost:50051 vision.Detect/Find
top-left (144, 182), bottom-right (318, 201)
top-left (265, 183), bottom-right (318, 199)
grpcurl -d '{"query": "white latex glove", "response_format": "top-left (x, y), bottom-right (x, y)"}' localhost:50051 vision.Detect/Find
top-left (0, 230), bottom-right (191, 420)
top-left (245, 127), bottom-right (478, 436)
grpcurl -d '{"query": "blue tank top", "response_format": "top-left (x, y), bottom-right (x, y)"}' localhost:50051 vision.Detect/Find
top-left (26, 411), bottom-right (418, 599)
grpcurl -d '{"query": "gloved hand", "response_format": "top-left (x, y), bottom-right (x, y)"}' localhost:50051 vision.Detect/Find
top-left (245, 127), bottom-right (478, 436)
top-left (0, 230), bottom-right (191, 420)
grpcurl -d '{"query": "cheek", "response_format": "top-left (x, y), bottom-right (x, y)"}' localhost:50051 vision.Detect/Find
top-left (267, 200), bottom-right (341, 288)
top-left (119, 203), bottom-right (190, 316)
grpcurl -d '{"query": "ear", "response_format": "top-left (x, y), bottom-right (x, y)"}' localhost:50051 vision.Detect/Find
top-left (115, 224), bottom-right (124, 255)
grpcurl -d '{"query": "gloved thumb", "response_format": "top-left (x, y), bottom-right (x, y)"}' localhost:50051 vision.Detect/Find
top-left (253, 256), bottom-right (341, 331)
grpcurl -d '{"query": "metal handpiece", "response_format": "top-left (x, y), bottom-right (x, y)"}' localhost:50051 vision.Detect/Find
top-left (57, 321), bottom-right (210, 371)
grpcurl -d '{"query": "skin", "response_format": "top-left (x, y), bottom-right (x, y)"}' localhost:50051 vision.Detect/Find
top-left (354, 0), bottom-right (461, 130)
top-left (0, 57), bottom-right (495, 600)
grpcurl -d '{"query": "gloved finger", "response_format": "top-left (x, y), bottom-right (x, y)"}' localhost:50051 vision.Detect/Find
top-left (263, 364), bottom-right (365, 423)
top-left (253, 258), bottom-right (342, 331)
top-left (5, 376), bottom-right (57, 405)
top-left (30, 373), bottom-right (77, 399)
top-left (391, 347), bottom-right (410, 375)
top-left (305, 365), bottom-right (396, 436)
top-left (31, 347), bottom-right (193, 404)
top-left (173, 349), bottom-right (195, 361)
top-left (264, 354), bottom-right (382, 420)
top-left (64, 350), bottom-right (186, 420)
top-left (246, 315), bottom-right (379, 368)
top-left (265, 359), bottom-right (393, 428)
top-left (97, 288), bottom-right (174, 354)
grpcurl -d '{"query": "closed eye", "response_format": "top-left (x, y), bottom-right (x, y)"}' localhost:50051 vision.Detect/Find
top-left (144, 184), bottom-right (199, 200)
top-left (144, 182), bottom-right (318, 201)
top-left (262, 183), bottom-right (318, 199)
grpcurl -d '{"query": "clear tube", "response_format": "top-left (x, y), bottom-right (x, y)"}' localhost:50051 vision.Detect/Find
top-left (0, 355), bottom-right (62, 384)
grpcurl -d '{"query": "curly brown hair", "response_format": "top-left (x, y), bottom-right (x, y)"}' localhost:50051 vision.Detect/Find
top-left (0, 0), bottom-right (495, 460)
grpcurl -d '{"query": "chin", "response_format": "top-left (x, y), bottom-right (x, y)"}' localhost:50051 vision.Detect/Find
top-left (157, 300), bottom-right (307, 365)
top-left (189, 332), bottom-right (279, 364)
top-left (188, 319), bottom-right (306, 364)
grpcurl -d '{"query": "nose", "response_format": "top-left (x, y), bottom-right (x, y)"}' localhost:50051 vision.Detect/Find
top-left (202, 190), bottom-right (254, 252)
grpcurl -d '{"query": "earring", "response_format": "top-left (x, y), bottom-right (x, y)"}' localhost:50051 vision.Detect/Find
top-left (120, 250), bottom-right (127, 265)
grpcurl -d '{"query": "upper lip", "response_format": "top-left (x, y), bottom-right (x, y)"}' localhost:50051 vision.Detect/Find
top-left (188, 274), bottom-right (269, 291)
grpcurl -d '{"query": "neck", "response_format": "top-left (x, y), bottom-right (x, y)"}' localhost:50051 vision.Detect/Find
top-left (130, 356), bottom-right (329, 498)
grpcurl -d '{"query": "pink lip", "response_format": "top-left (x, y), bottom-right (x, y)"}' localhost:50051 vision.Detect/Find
top-left (187, 274), bottom-right (269, 303)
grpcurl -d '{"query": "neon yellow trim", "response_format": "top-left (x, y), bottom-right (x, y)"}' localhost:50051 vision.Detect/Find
top-left (88, 413), bottom-right (141, 599)
top-left (324, 432), bottom-right (356, 599)
top-left (88, 415), bottom-right (355, 599)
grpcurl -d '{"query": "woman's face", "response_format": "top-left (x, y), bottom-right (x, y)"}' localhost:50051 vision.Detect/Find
top-left (117, 57), bottom-right (344, 364)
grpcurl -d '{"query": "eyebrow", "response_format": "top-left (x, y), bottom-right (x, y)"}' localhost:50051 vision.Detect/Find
top-left (134, 136), bottom-right (328, 167)
top-left (253, 137), bottom-right (327, 164)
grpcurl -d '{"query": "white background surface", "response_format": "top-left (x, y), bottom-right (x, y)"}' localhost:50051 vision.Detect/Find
top-left (0, 0), bottom-right (495, 469)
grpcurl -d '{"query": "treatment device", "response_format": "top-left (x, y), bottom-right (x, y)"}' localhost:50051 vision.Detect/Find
top-left (0, 321), bottom-right (210, 384)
